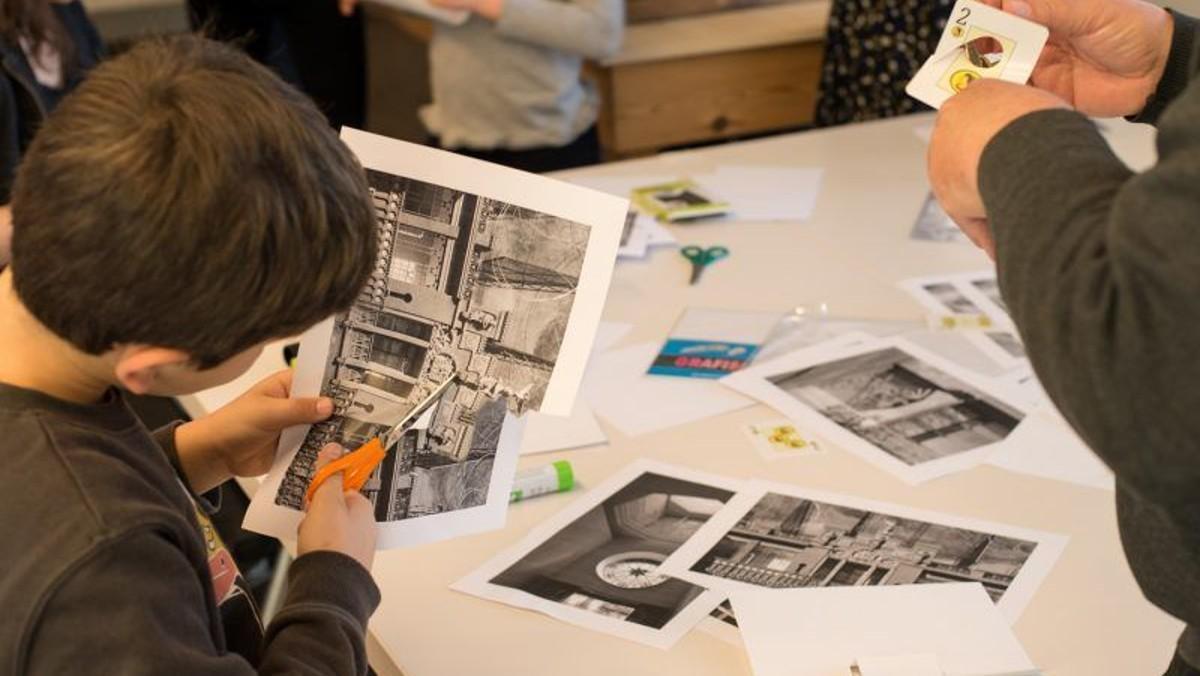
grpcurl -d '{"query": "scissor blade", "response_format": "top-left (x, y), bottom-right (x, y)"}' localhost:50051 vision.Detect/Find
top-left (381, 374), bottom-right (458, 446)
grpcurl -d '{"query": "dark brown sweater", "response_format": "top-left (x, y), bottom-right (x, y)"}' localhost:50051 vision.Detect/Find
top-left (0, 382), bottom-right (379, 674)
top-left (979, 10), bottom-right (1200, 667)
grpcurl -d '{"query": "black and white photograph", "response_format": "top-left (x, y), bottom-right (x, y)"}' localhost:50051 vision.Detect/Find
top-left (453, 461), bottom-right (742, 648)
top-left (722, 337), bottom-right (1028, 483)
top-left (909, 192), bottom-right (969, 243)
top-left (899, 273), bottom-right (1028, 370)
top-left (244, 128), bottom-right (626, 549)
top-left (658, 482), bottom-right (1068, 622)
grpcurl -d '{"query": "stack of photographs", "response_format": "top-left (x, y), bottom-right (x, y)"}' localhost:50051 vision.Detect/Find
top-left (454, 461), bottom-right (1067, 647)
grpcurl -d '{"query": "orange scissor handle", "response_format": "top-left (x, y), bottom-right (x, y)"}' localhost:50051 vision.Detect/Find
top-left (304, 437), bottom-right (387, 506)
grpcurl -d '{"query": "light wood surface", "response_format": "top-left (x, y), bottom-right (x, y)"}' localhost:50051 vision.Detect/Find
top-left (191, 113), bottom-right (1182, 676)
top-left (604, 41), bottom-right (824, 155)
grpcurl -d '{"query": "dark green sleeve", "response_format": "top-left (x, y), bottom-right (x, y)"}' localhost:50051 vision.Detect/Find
top-left (978, 84), bottom-right (1200, 527)
top-left (1131, 10), bottom-right (1200, 125)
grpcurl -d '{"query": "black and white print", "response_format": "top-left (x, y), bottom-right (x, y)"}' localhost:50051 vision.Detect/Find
top-left (453, 461), bottom-right (742, 648)
top-left (909, 192), bottom-right (969, 243)
top-left (659, 482), bottom-right (1068, 622)
top-left (723, 337), bottom-right (1027, 483)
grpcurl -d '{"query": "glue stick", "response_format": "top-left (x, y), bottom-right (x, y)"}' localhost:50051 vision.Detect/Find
top-left (510, 461), bottom-right (574, 503)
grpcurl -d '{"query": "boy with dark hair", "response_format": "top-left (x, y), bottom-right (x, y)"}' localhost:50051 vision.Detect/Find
top-left (0, 35), bottom-right (381, 674)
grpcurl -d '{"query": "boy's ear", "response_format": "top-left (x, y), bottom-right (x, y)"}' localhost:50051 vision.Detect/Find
top-left (112, 345), bottom-right (193, 395)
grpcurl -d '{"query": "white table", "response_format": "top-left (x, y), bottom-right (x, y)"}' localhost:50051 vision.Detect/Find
top-left (190, 113), bottom-right (1181, 676)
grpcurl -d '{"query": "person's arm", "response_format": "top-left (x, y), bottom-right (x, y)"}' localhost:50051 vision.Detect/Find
top-left (443, 0), bottom-right (624, 61)
top-left (497, 0), bottom-right (623, 61)
top-left (1133, 10), bottom-right (1200, 125)
top-left (24, 530), bottom-right (379, 675)
top-left (978, 84), bottom-right (1200, 527)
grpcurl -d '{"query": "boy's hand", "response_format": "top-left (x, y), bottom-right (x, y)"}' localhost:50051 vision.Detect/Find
top-left (175, 370), bottom-right (334, 494)
top-left (298, 444), bottom-right (377, 570)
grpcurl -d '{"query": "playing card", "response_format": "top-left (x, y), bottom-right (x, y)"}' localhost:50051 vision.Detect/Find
top-left (906, 0), bottom-right (1048, 109)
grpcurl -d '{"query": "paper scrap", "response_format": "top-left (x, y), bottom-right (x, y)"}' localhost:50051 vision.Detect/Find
top-left (585, 342), bottom-right (755, 437)
top-left (731, 583), bottom-right (1036, 676)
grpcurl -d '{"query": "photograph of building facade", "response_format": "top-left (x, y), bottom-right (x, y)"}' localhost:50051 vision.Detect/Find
top-left (690, 492), bottom-right (1039, 601)
top-left (275, 169), bottom-right (590, 521)
top-left (489, 472), bottom-right (735, 629)
top-left (767, 346), bottom-right (1023, 466)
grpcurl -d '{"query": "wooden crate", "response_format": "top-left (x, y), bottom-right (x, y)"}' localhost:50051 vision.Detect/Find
top-left (598, 40), bottom-right (823, 157)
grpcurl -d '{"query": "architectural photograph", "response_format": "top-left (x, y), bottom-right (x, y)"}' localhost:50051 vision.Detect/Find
top-left (275, 169), bottom-right (590, 520)
top-left (689, 492), bottom-right (1040, 602)
top-left (767, 346), bottom-right (1023, 466)
top-left (488, 472), bottom-right (735, 630)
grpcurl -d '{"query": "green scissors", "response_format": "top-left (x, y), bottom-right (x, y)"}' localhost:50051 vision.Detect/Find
top-left (681, 245), bottom-right (730, 285)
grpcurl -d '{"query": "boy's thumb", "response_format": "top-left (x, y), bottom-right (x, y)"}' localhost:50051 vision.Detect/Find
top-left (307, 443), bottom-right (347, 509)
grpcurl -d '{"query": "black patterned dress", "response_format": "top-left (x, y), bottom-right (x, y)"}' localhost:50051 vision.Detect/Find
top-left (815, 0), bottom-right (955, 127)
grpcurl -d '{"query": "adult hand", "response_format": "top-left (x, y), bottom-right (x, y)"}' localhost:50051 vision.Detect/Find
top-left (298, 444), bottom-right (377, 571)
top-left (175, 369), bottom-right (334, 494)
top-left (338, 0), bottom-right (359, 17)
top-left (927, 79), bottom-right (1069, 258)
top-left (996, 0), bottom-right (1173, 117)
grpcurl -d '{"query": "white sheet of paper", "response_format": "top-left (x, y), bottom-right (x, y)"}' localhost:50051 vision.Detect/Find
top-left (856, 653), bottom-right (943, 676)
top-left (660, 480), bottom-right (1068, 623)
top-left (906, 0), bottom-right (1048, 109)
top-left (518, 321), bottom-right (631, 455)
top-left (721, 335), bottom-right (1028, 484)
top-left (732, 583), bottom-right (1035, 676)
top-left (244, 129), bottom-right (626, 548)
top-left (644, 218), bottom-right (678, 247)
top-left (699, 166), bottom-right (823, 223)
top-left (452, 460), bottom-right (744, 649)
top-left (585, 342), bottom-right (755, 437)
top-left (990, 410), bottom-right (1114, 491)
top-left (366, 0), bottom-right (469, 24)
top-left (519, 399), bottom-right (607, 455)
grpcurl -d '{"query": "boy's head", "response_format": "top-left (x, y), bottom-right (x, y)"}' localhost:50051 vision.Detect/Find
top-left (8, 36), bottom-right (377, 395)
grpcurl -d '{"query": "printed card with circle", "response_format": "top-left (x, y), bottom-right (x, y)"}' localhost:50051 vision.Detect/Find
top-left (905, 0), bottom-right (1049, 109)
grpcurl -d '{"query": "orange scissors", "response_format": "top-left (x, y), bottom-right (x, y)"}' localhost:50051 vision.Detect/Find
top-left (305, 374), bottom-right (458, 505)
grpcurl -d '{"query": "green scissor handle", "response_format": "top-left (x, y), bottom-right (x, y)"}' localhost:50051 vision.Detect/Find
top-left (681, 245), bottom-right (730, 284)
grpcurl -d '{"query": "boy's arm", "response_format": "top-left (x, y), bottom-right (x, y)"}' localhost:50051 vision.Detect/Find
top-left (979, 82), bottom-right (1200, 531)
top-left (487, 0), bottom-right (624, 62)
top-left (25, 530), bottom-right (379, 675)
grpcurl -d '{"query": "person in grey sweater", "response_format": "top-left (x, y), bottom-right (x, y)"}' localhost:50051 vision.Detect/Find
top-left (927, 0), bottom-right (1200, 674)
top-left (418, 0), bottom-right (624, 172)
